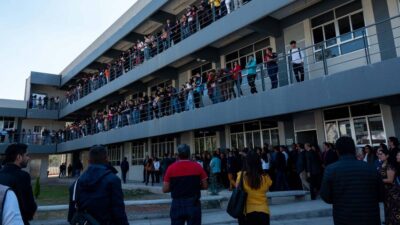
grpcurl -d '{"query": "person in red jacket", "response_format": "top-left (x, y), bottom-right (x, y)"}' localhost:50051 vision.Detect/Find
top-left (231, 61), bottom-right (243, 97)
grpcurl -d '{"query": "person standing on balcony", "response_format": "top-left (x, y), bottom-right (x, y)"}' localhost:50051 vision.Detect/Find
top-left (231, 61), bottom-right (243, 97)
top-left (0, 144), bottom-right (37, 225)
top-left (288, 40), bottom-right (305, 82)
top-left (163, 144), bottom-right (208, 225)
top-left (245, 55), bottom-right (257, 94)
top-left (225, 0), bottom-right (232, 14)
top-left (233, 0), bottom-right (243, 10)
top-left (264, 47), bottom-right (279, 89)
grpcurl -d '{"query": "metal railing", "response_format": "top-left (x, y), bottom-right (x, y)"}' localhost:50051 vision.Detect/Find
top-left (61, 1), bottom-right (252, 108)
top-left (0, 132), bottom-right (60, 145)
top-left (58, 14), bottom-right (400, 143)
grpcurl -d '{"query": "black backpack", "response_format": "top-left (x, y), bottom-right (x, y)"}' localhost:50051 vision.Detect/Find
top-left (70, 180), bottom-right (100, 225)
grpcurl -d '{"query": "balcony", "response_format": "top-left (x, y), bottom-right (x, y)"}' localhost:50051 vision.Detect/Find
top-left (0, 133), bottom-right (57, 154)
top-left (55, 14), bottom-right (400, 152)
top-left (59, 0), bottom-right (295, 118)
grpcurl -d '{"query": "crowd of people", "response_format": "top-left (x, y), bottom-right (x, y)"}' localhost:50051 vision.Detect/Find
top-left (28, 94), bottom-right (60, 110)
top-left (64, 0), bottom-right (250, 106)
top-left (0, 136), bottom-right (399, 225)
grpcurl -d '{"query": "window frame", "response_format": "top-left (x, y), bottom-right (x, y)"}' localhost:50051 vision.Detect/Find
top-left (311, 6), bottom-right (366, 61)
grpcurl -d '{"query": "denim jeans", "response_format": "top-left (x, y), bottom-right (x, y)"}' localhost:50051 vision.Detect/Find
top-left (170, 198), bottom-right (201, 225)
top-left (171, 97), bottom-right (180, 114)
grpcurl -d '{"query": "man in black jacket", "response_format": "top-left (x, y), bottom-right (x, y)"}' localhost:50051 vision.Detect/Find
top-left (305, 143), bottom-right (322, 200)
top-left (322, 142), bottom-right (338, 167)
top-left (68, 145), bottom-right (129, 225)
top-left (320, 137), bottom-right (383, 225)
top-left (120, 157), bottom-right (129, 184)
top-left (0, 143), bottom-right (37, 225)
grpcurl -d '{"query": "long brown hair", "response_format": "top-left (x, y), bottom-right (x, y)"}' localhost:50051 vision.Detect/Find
top-left (243, 150), bottom-right (264, 189)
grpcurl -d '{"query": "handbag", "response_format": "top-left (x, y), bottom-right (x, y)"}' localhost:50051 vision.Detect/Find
top-left (226, 171), bottom-right (247, 219)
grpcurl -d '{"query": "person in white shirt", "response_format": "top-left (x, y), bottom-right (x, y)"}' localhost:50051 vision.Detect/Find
top-left (153, 158), bottom-right (161, 183)
top-left (288, 40), bottom-right (305, 82)
top-left (0, 186), bottom-right (24, 225)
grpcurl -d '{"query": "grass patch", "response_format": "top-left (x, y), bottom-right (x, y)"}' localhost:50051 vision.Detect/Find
top-left (36, 185), bottom-right (157, 205)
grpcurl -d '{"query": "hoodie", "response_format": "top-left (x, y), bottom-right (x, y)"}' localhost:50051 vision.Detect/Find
top-left (68, 164), bottom-right (129, 225)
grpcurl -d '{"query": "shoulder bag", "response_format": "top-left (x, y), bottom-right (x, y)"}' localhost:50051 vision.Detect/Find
top-left (226, 171), bottom-right (247, 218)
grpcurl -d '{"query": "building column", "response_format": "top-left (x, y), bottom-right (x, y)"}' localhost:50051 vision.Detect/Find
top-left (381, 104), bottom-right (396, 138)
top-left (314, 109), bottom-right (326, 147)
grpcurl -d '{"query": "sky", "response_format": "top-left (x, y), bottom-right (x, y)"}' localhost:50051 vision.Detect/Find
top-left (0, 0), bottom-right (136, 100)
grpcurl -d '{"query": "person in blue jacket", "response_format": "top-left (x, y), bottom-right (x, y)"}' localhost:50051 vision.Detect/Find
top-left (68, 145), bottom-right (129, 225)
top-left (245, 55), bottom-right (258, 94)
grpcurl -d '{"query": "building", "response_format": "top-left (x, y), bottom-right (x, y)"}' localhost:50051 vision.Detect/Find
top-left (2, 0), bottom-right (400, 181)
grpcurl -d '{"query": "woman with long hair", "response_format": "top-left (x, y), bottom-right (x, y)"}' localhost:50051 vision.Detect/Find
top-left (237, 150), bottom-right (272, 225)
top-left (377, 148), bottom-right (400, 225)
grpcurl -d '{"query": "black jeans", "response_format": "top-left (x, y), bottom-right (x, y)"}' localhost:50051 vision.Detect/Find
top-left (170, 198), bottom-right (201, 225)
top-left (309, 174), bottom-right (321, 200)
top-left (122, 171), bottom-right (128, 183)
top-left (146, 171), bottom-right (154, 185)
top-left (267, 66), bottom-right (278, 89)
top-left (247, 74), bottom-right (257, 94)
top-left (292, 63), bottom-right (304, 82)
top-left (238, 212), bottom-right (270, 225)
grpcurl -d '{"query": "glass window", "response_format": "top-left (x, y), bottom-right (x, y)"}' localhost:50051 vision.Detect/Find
top-left (254, 38), bottom-right (270, 51)
top-left (253, 131), bottom-right (261, 148)
top-left (271, 129), bottom-right (280, 146)
top-left (262, 130), bottom-right (271, 146)
top-left (239, 45), bottom-right (253, 57)
top-left (351, 12), bottom-right (365, 37)
top-left (255, 50), bottom-right (263, 64)
top-left (131, 142), bottom-right (145, 165)
top-left (108, 145), bottom-right (122, 166)
top-left (226, 52), bottom-right (238, 62)
top-left (245, 132), bottom-right (253, 148)
top-left (335, 0), bottom-right (362, 18)
top-left (324, 106), bottom-right (350, 120)
top-left (313, 27), bottom-right (324, 45)
top-left (245, 121), bottom-right (260, 131)
top-left (325, 122), bottom-right (339, 143)
top-left (351, 103), bottom-right (381, 117)
top-left (237, 133), bottom-right (245, 149)
top-left (311, 11), bottom-right (335, 28)
top-left (324, 23), bottom-right (337, 47)
top-left (338, 120), bottom-right (352, 137)
top-left (354, 118), bottom-right (370, 145)
top-left (340, 38), bottom-right (364, 54)
top-left (231, 134), bottom-right (237, 149)
top-left (368, 116), bottom-right (386, 144)
top-left (338, 17), bottom-right (352, 41)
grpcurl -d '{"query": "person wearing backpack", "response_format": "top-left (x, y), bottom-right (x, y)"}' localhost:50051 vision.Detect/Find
top-left (67, 145), bottom-right (129, 225)
top-left (288, 40), bottom-right (305, 82)
top-left (0, 184), bottom-right (24, 225)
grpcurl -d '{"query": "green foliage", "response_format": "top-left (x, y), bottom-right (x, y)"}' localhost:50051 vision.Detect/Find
top-left (33, 177), bottom-right (41, 199)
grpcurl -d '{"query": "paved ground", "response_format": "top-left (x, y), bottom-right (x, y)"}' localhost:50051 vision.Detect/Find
top-left (214, 217), bottom-right (334, 225)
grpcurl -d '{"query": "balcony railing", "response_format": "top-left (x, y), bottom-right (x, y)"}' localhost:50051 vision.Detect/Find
top-left (0, 133), bottom-right (59, 145)
top-left (60, 1), bottom-right (252, 108)
top-left (57, 14), bottom-right (400, 143)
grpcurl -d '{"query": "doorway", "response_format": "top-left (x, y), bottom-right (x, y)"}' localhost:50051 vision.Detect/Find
top-left (296, 130), bottom-right (318, 145)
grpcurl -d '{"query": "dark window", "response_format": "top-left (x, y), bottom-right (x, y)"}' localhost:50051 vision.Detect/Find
top-left (244, 121), bottom-right (260, 131)
top-left (338, 16), bottom-right (352, 41)
top-left (230, 124), bottom-right (244, 133)
top-left (350, 103), bottom-right (381, 117)
top-left (192, 67), bottom-right (201, 76)
top-left (240, 57), bottom-right (247, 68)
top-left (254, 38), bottom-right (270, 51)
top-left (255, 50), bottom-right (263, 64)
top-left (311, 11), bottom-right (334, 28)
top-left (239, 45), bottom-right (253, 57)
top-left (351, 12), bottom-right (365, 37)
top-left (202, 63), bottom-right (212, 71)
top-left (324, 23), bottom-right (337, 46)
top-left (261, 121), bottom-right (278, 129)
top-left (324, 106), bottom-right (350, 120)
top-left (335, 0), bottom-right (362, 18)
top-left (226, 52), bottom-right (238, 62)
top-left (313, 27), bottom-right (324, 45)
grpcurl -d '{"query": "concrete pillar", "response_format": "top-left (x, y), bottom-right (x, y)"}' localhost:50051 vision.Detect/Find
top-left (381, 104), bottom-right (396, 139)
top-left (391, 105), bottom-right (400, 137)
top-left (314, 109), bottom-right (326, 148)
